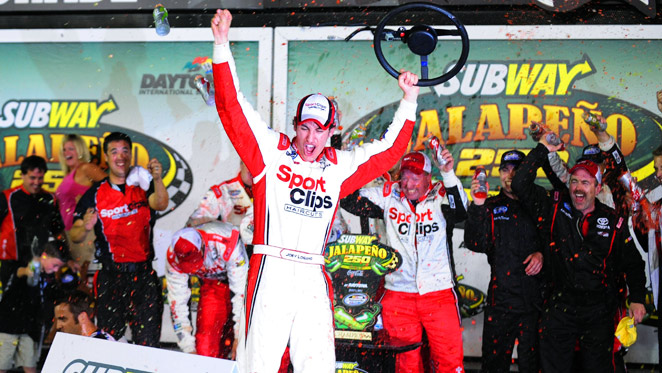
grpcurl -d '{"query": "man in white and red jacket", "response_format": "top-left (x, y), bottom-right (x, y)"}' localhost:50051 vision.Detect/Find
top-left (166, 221), bottom-right (248, 359)
top-left (211, 9), bottom-right (419, 373)
top-left (342, 151), bottom-right (468, 373)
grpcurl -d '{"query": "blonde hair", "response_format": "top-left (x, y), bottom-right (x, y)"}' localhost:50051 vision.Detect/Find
top-left (59, 134), bottom-right (91, 174)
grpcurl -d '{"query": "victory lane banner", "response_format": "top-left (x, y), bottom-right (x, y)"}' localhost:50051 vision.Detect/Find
top-left (325, 234), bottom-right (401, 342)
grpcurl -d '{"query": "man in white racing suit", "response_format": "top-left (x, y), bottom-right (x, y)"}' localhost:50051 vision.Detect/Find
top-left (166, 221), bottom-right (248, 359)
top-left (342, 151), bottom-right (469, 372)
top-left (211, 9), bottom-right (420, 372)
top-left (187, 161), bottom-right (255, 245)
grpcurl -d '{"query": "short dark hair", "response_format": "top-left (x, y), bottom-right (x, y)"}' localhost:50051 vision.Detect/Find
top-left (103, 132), bottom-right (132, 154)
top-left (653, 145), bottom-right (662, 158)
top-left (56, 290), bottom-right (94, 322)
top-left (43, 241), bottom-right (69, 262)
top-left (20, 155), bottom-right (47, 174)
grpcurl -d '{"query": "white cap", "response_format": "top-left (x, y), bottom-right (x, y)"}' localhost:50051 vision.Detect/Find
top-left (295, 93), bottom-right (335, 130)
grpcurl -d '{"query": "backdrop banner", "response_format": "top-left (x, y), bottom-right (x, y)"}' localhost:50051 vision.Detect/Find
top-left (1, 26), bottom-right (661, 363)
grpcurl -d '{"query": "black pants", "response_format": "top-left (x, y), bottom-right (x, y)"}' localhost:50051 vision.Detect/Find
top-left (95, 267), bottom-right (163, 346)
top-left (481, 307), bottom-right (540, 373)
top-left (540, 295), bottom-right (616, 373)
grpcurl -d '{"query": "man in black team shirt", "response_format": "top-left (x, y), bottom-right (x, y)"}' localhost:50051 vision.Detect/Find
top-left (511, 136), bottom-right (647, 373)
top-left (70, 132), bottom-right (168, 346)
top-left (464, 150), bottom-right (543, 373)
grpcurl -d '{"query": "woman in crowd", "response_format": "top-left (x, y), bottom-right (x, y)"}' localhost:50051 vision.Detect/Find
top-left (56, 134), bottom-right (106, 263)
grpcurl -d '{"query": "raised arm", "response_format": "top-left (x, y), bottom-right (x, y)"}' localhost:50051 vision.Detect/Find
top-left (464, 179), bottom-right (494, 254)
top-left (148, 158), bottom-right (169, 211)
top-left (211, 9), bottom-right (231, 45)
top-left (211, 9), bottom-right (282, 181)
top-left (511, 142), bottom-right (559, 221)
top-left (398, 70), bottom-right (419, 103)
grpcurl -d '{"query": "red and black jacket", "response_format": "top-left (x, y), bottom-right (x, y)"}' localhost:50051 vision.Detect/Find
top-left (512, 144), bottom-right (646, 305)
top-left (74, 179), bottom-right (156, 265)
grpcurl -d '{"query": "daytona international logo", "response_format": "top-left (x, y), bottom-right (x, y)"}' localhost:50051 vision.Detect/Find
top-left (139, 56), bottom-right (212, 96)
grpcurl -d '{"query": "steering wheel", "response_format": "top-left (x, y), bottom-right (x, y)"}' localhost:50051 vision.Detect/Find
top-left (373, 2), bottom-right (470, 87)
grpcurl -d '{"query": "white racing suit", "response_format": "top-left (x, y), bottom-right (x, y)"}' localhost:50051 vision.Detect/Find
top-left (353, 173), bottom-right (469, 372)
top-left (212, 42), bottom-right (417, 373)
top-left (187, 173), bottom-right (254, 245)
top-left (166, 221), bottom-right (249, 357)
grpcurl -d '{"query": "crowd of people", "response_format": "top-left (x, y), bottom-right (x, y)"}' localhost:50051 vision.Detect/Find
top-left (0, 7), bottom-right (661, 373)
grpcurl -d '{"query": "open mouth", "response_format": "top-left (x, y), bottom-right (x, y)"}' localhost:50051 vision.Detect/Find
top-left (573, 192), bottom-right (586, 204)
top-left (303, 144), bottom-right (316, 157)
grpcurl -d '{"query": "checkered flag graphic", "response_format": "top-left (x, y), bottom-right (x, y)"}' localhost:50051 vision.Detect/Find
top-left (157, 152), bottom-right (193, 218)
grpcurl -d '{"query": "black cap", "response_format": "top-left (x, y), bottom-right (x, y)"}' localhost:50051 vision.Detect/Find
top-left (578, 144), bottom-right (604, 164)
top-left (499, 150), bottom-right (525, 170)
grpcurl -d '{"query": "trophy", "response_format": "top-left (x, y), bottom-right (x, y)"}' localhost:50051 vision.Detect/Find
top-left (325, 234), bottom-right (401, 342)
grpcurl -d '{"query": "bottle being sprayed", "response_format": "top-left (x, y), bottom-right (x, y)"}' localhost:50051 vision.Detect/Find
top-left (194, 75), bottom-right (215, 106)
top-left (201, 60), bottom-right (213, 82)
top-left (619, 171), bottom-right (644, 203)
top-left (584, 112), bottom-right (607, 132)
top-left (619, 171), bottom-right (655, 224)
top-left (529, 122), bottom-right (562, 147)
top-left (27, 258), bottom-right (41, 287)
top-left (474, 167), bottom-right (488, 199)
top-left (153, 4), bottom-right (170, 36)
top-left (426, 136), bottom-right (447, 167)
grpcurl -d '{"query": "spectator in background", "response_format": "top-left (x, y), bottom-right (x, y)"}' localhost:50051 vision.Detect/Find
top-left (0, 241), bottom-right (68, 373)
top-left (54, 290), bottom-right (114, 341)
top-left (166, 221), bottom-right (248, 358)
top-left (1, 156), bottom-right (68, 266)
top-left (342, 150), bottom-right (468, 372)
top-left (56, 134), bottom-right (106, 264)
top-left (70, 132), bottom-right (168, 346)
top-left (464, 150), bottom-right (543, 373)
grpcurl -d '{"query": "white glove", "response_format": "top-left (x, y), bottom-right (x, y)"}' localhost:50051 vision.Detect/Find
top-left (126, 166), bottom-right (153, 191)
top-left (176, 327), bottom-right (196, 354)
